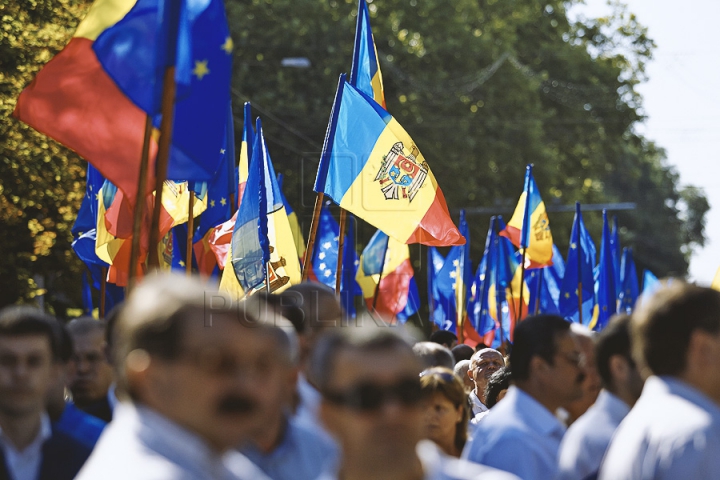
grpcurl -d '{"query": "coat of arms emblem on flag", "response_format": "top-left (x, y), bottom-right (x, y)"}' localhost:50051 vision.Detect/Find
top-left (375, 142), bottom-right (428, 202)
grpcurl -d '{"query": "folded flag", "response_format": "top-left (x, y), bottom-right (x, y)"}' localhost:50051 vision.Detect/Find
top-left (356, 230), bottom-right (418, 319)
top-left (220, 118), bottom-right (301, 297)
top-left (618, 247), bottom-right (639, 313)
top-left (559, 203), bottom-right (596, 325)
top-left (350, 0), bottom-right (386, 108)
top-left (315, 76), bottom-right (464, 247)
top-left (590, 210), bottom-right (617, 331)
top-left (277, 174), bottom-right (306, 263)
top-left (500, 164), bottom-right (553, 268)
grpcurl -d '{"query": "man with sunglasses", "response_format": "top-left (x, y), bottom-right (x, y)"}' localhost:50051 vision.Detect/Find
top-left (312, 321), bottom-right (518, 480)
top-left (75, 274), bottom-right (271, 480)
top-left (463, 315), bottom-right (585, 480)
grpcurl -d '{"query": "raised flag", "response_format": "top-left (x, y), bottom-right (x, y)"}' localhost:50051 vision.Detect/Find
top-left (308, 204), bottom-right (362, 316)
top-left (500, 165), bottom-right (553, 268)
top-left (525, 245), bottom-right (565, 315)
top-left (277, 174), bottom-right (306, 263)
top-left (315, 76), bottom-right (464, 247)
top-left (610, 216), bottom-right (622, 298)
top-left (356, 230), bottom-right (418, 319)
top-left (641, 270), bottom-right (660, 302)
top-left (220, 119), bottom-right (301, 297)
top-left (590, 210), bottom-right (617, 331)
top-left (618, 247), bottom-right (639, 313)
top-left (559, 203), bottom-right (596, 325)
top-left (350, 0), bottom-right (386, 108)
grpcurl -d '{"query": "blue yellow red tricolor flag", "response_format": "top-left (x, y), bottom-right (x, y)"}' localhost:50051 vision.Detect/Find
top-left (315, 76), bottom-right (463, 247)
top-left (219, 119), bottom-right (301, 297)
top-left (277, 174), bottom-right (306, 263)
top-left (356, 230), bottom-right (419, 320)
top-left (500, 165), bottom-right (553, 268)
top-left (350, 0), bottom-right (385, 108)
top-left (590, 210), bottom-right (617, 331)
top-left (559, 203), bottom-right (596, 325)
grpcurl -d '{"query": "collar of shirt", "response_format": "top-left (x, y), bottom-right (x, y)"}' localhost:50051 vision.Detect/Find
top-left (652, 376), bottom-right (720, 421)
top-left (594, 389), bottom-right (631, 423)
top-left (469, 390), bottom-right (488, 415)
top-left (121, 403), bottom-right (239, 479)
top-left (0, 412), bottom-right (52, 480)
top-left (508, 386), bottom-right (566, 439)
top-left (107, 383), bottom-right (119, 413)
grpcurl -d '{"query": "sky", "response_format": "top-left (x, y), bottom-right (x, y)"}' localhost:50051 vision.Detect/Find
top-left (569, 0), bottom-right (720, 285)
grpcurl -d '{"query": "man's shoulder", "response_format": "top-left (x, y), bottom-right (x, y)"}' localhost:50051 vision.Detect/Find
top-left (39, 430), bottom-right (93, 480)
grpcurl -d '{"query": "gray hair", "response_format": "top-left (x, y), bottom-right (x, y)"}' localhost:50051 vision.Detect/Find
top-left (412, 341), bottom-right (455, 370)
top-left (453, 359), bottom-right (471, 379)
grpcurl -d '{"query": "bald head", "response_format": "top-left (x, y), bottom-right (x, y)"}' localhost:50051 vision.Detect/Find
top-left (468, 348), bottom-right (505, 402)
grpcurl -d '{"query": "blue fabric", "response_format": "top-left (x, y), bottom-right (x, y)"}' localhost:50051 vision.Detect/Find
top-left (54, 402), bottom-right (106, 450)
top-left (525, 245), bottom-right (565, 315)
top-left (240, 416), bottom-right (338, 480)
top-left (93, 0), bottom-right (232, 182)
top-left (594, 211), bottom-right (617, 331)
top-left (350, 0), bottom-right (380, 97)
top-left (559, 203), bottom-right (596, 325)
top-left (618, 248), bottom-right (639, 313)
top-left (395, 276), bottom-right (420, 322)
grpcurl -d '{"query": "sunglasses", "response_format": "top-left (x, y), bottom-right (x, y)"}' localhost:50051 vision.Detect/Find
top-left (323, 377), bottom-right (426, 412)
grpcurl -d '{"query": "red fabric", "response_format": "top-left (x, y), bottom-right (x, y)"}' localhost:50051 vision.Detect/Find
top-left (406, 188), bottom-right (465, 246)
top-left (461, 317), bottom-right (483, 348)
top-left (208, 211), bottom-right (237, 269)
top-left (14, 37), bottom-right (157, 205)
top-left (364, 258), bottom-right (414, 317)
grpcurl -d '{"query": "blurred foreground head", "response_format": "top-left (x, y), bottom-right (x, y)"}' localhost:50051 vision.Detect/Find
top-left (632, 282), bottom-right (720, 403)
top-left (114, 273), bottom-right (293, 452)
top-left (312, 319), bottom-right (426, 478)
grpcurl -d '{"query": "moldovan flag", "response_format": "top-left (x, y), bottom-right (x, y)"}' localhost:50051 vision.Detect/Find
top-left (350, 0), bottom-right (385, 108)
top-left (315, 76), bottom-right (464, 247)
top-left (501, 165), bottom-right (553, 268)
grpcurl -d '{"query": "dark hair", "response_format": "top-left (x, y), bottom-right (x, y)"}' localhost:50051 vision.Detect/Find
top-left (511, 314), bottom-right (571, 381)
top-left (278, 282), bottom-right (344, 334)
top-left (0, 306), bottom-right (61, 360)
top-left (451, 344), bottom-right (474, 363)
top-left (429, 330), bottom-right (457, 348)
top-left (420, 367), bottom-right (469, 452)
top-left (484, 367), bottom-right (511, 408)
top-left (633, 283), bottom-right (720, 377)
top-left (56, 323), bottom-right (74, 364)
top-left (311, 321), bottom-right (419, 393)
top-left (595, 314), bottom-right (633, 387)
top-left (412, 342), bottom-right (455, 370)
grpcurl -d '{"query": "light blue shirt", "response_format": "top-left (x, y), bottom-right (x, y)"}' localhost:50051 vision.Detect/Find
top-left (462, 386), bottom-right (566, 480)
top-left (557, 389), bottom-right (630, 480)
top-left (240, 415), bottom-right (338, 480)
top-left (75, 402), bottom-right (270, 480)
top-left (599, 376), bottom-right (720, 480)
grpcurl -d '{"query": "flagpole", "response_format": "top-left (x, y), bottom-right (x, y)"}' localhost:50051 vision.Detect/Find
top-left (185, 190), bottom-right (195, 275)
top-left (335, 208), bottom-right (347, 295)
top-left (301, 192), bottom-right (325, 281)
top-left (372, 236), bottom-right (390, 313)
top-left (129, 115), bottom-right (153, 285)
top-left (518, 250), bottom-right (527, 322)
top-left (534, 268), bottom-right (543, 315)
top-left (265, 262), bottom-right (271, 294)
top-left (455, 260), bottom-right (465, 344)
top-left (100, 267), bottom-right (107, 318)
top-left (493, 229), bottom-right (506, 356)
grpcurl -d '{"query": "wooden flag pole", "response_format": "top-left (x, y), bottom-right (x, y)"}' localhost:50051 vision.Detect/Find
top-left (148, 65), bottom-right (178, 268)
top-left (129, 115), bottom-right (154, 286)
top-left (335, 208), bottom-right (347, 295)
top-left (517, 249), bottom-right (527, 323)
top-left (100, 267), bottom-right (107, 318)
top-left (185, 190), bottom-right (195, 275)
top-left (371, 237), bottom-right (390, 313)
top-left (301, 192), bottom-right (325, 281)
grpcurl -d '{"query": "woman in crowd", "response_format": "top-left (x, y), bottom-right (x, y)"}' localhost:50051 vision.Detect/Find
top-left (419, 367), bottom-right (469, 458)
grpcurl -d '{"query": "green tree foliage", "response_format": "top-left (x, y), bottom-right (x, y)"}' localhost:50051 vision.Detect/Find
top-left (1, 0), bottom-right (92, 312)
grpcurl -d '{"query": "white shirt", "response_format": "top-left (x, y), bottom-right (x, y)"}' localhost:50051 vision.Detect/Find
top-left (316, 440), bottom-right (519, 480)
top-left (75, 402), bottom-right (269, 480)
top-left (599, 376), bottom-right (720, 480)
top-left (557, 389), bottom-right (631, 480)
top-left (0, 413), bottom-right (52, 480)
top-left (468, 390), bottom-right (488, 417)
top-left (462, 386), bottom-right (566, 480)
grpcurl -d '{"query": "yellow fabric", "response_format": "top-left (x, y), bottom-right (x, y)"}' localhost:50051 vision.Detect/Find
top-left (356, 235), bottom-right (410, 298)
top-left (287, 211), bottom-right (306, 261)
top-left (339, 118), bottom-right (439, 243)
top-left (74, 0), bottom-right (137, 41)
top-left (712, 267), bottom-right (720, 292)
top-left (95, 187), bottom-right (125, 265)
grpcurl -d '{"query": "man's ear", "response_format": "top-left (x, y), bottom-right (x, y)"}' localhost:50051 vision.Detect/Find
top-left (608, 354), bottom-right (629, 385)
top-left (529, 355), bottom-right (549, 380)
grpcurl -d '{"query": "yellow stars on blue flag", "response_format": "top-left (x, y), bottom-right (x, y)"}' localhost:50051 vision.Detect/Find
top-left (221, 37), bottom-right (233, 54)
top-left (193, 60), bottom-right (210, 80)
top-left (220, 197), bottom-right (227, 206)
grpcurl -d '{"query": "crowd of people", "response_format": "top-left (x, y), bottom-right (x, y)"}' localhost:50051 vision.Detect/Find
top-left (1, 274), bottom-right (719, 479)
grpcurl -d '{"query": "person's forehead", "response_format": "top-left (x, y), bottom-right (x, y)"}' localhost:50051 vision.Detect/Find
top-left (330, 347), bottom-right (420, 388)
top-left (0, 334), bottom-right (51, 355)
top-left (556, 332), bottom-right (580, 352)
top-left (182, 316), bottom-right (277, 352)
top-left (476, 350), bottom-right (503, 364)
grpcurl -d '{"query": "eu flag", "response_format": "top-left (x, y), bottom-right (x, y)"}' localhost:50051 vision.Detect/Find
top-left (590, 210), bottom-right (617, 331)
top-left (619, 247), bottom-right (640, 313)
top-left (559, 203), bottom-right (596, 325)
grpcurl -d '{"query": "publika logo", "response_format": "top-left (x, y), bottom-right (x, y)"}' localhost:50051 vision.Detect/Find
top-left (374, 141), bottom-right (428, 202)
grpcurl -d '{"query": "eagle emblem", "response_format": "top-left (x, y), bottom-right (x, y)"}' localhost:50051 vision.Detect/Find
top-left (374, 142), bottom-right (428, 202)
